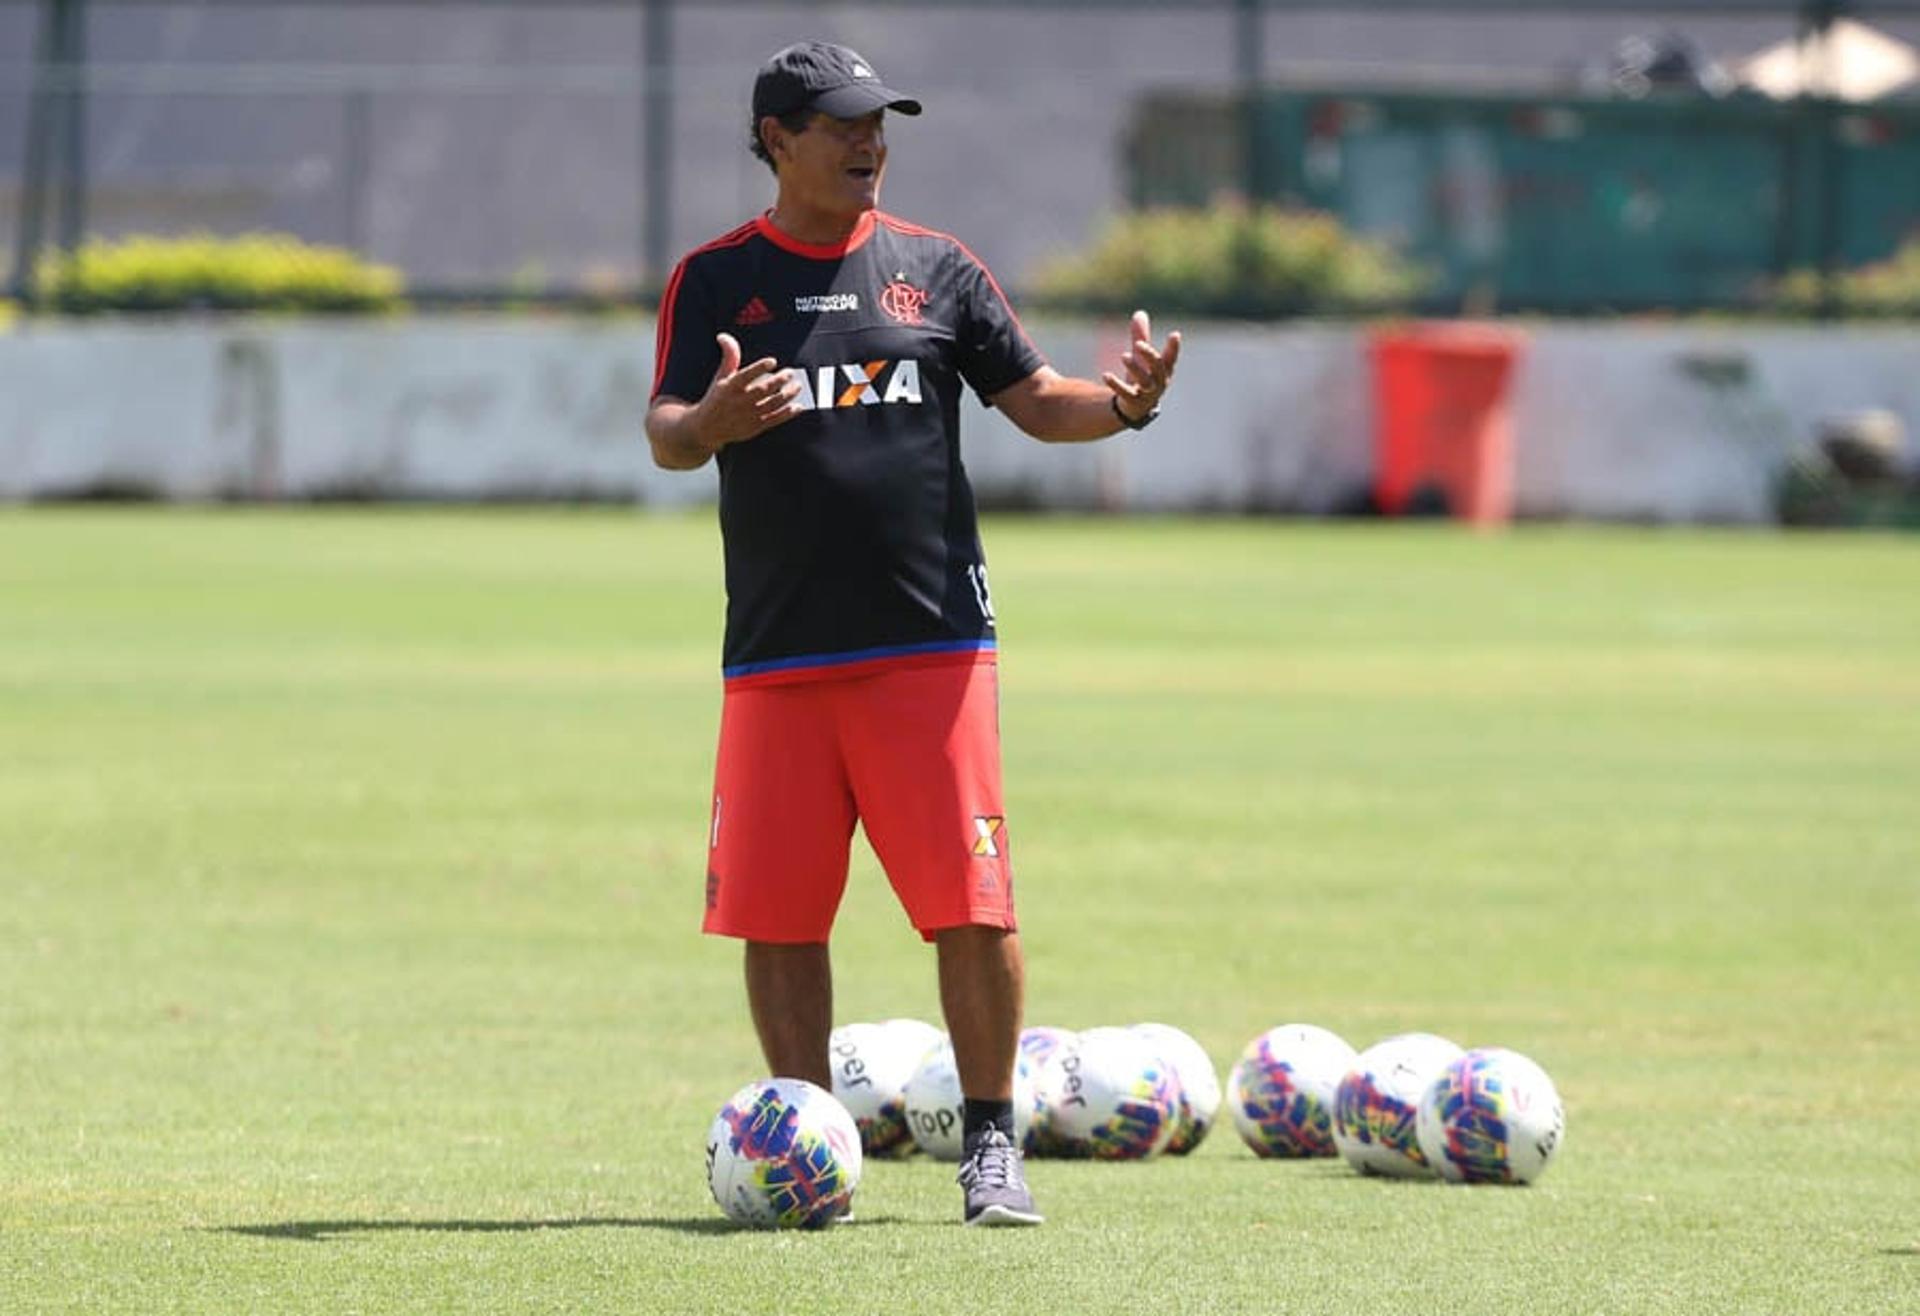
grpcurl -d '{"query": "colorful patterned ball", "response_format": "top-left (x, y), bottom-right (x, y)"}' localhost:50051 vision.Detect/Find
top-left (1332, 1032), bottom-right (1464, 1178)
top-left (1038, 1026), bottom-right (1181, 1160)
top-left (1416, 1047), bottom-right (1566, 1185)
top-left (1018, 1026), bottom-right (1079, 1155)
top-left (829, 1021), bottom-right (935, 1159)
top-left (903, 1039), bottom-right (1037, 1161)
top-left (1132, 1022), bottom-right (1221, 1155)
top-left (1019, 1025), bottom-right (1077, 1071)
top-left (1227, 1024), bottom-right (1358, 1158)
top-left (705, 1078), bottom-right (862, 1229)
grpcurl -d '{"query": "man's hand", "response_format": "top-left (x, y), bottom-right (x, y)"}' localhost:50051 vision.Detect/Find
top-left (1101, 310), bottom-right (1181, 424)
top-left (987, 308), bottom-right (1183, 444)
top-left (693, 332), bottom-right (802, 449)
top-left (646, 332), bottom-right (801, 470)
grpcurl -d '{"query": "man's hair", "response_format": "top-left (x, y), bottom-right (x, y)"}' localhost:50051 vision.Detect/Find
top-left (749, 108), bottom-right (814, 174)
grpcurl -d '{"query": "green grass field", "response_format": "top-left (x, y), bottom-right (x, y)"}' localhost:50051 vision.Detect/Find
top-left (3, 508), bottom-right (1918, 1313)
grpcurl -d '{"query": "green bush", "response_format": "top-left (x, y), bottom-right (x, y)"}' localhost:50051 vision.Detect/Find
top-left (34, 232), bottom-right (404, 314)
top-left (1775, 236), bottom-right (1920, 317)
top-left (1033, 205), bottom-right (1425, 319)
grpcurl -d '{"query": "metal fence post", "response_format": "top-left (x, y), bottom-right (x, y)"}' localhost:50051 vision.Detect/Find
top-left (9, 0), bottom-right (60, 304)
top-left (1232, 0), bottom-right (1268, 317)
top-left (56, 0), bottom-right (88, 255)
top-left (642, 0), bottom-right (674, 292)
top-left (342, 90), bottom-right (371, 253)
top-left (1805, 0), bottom-right (1843, 317)
top-left (1236, 0), bottom-right (1267, 204)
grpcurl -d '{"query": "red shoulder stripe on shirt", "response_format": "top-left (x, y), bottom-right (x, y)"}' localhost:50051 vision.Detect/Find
top-left (875, 212), bottom-right (1041, 359)
top-left (684, 217), bottom-right (760, 260)
top-left (651, 264), bottom-right (691, 397)
top-left (652, 220), bottom-right (759, 398)
top-left (874, 212), bottom-right (947, 239)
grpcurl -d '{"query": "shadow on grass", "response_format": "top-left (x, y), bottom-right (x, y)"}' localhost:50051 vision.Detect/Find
top-left (1218, 1160), bottom-right (1441, 1185)
top-left (219, 1216), bottom-right (731, 1242)
top-left (217, 1215), bottom-right (920, 1242)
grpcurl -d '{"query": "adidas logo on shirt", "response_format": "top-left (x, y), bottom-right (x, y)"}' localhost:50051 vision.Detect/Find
top-left (734, 297), bottom-right (774, 326)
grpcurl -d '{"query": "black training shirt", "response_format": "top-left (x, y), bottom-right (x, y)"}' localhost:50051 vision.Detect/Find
top-left (652, 210), bottom-right (1045, 684)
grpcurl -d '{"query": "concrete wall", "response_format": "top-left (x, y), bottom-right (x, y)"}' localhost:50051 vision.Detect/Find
top-left (3, 318), bottom-right (1916, 523)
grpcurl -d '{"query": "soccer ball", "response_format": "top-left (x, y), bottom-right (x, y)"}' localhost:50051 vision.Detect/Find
top-left (828, 1021), bottom-right (931, 1158)
top-left (1039, 1026), bottom-right (1181, 1160)
top-left (1227, 1023), bottom-right (1357, 1158)
top-left (883, 1017), bottom-right (945, 1064)
top-left (1132, 1022), bottom-right (1220, 1155)
top-left (1018, 1024), bottom-right (1077, 1071)
top-left (1029, 1045), bottom-right (1093, 1159)
top-left (1332, 1032), bottom-right (1464, 1178)
top-left (705, 1077), bottom-right (862, 1229)
top-left (1416, 1047), bottom-right (1566, 1185)
top-left (1018, 1026), bottom-right (1078, 1155)
top-left (903, 1038), bottom-right (1036, 1161)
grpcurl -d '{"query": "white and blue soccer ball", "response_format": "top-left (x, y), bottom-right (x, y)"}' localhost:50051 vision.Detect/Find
top-left (1227, 1023), bottom-right (1357, 1158)
top-left (903, 1038), bottom-right (1036, 1161)
top-left (1332, 1032), bottom-right (1464, 1178)
top-left (705, 1077), bottom-right (862, 1229)
top-left (1038, 1026), bottom-right (1181, 1160)
top-left (1416, 1047), bottom-right (1566, 1185)
top-left (1132, 1022), bottom-right (1220, 1155)
top-left (829, 1021), bottom-right (934, 1159)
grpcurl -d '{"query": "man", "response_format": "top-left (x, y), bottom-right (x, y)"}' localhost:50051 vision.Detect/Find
top-left (645, 41), bottom-right (1178, 1228)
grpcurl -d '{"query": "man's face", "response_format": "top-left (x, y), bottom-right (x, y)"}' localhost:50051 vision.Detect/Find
top-left (768, 110), bottom-right (887, 217)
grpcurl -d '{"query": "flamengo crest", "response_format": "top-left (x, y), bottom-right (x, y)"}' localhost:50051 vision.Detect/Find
top-left (879, 273), bottom-right (930, 325)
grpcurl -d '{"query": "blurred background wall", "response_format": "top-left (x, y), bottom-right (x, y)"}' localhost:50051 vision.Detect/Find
top-left (4, 1), bottom-right (1919, 524)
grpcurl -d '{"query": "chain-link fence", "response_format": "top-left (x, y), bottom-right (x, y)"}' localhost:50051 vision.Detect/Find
top-left (5, 1), bottom-right (1920, 306)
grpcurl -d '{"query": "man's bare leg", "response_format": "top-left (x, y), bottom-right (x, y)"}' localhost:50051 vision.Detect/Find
top-left (936, 925), bottom-right (1041, 1225)
top-left (744, 941), bottom-right (832, 1088)
top-left (935, 926), bottom-right (1024, 1099)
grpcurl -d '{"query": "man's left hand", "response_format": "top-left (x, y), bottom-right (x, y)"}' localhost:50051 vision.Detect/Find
top-left (1102, 310), bottom-right (1181, 424)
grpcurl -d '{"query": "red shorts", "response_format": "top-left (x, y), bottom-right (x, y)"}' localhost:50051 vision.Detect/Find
top-left (702, 654), bottom-right (1015, 944)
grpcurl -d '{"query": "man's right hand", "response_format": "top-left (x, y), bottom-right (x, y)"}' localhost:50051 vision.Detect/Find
top-left (690, 332), bottom-right (802, 451)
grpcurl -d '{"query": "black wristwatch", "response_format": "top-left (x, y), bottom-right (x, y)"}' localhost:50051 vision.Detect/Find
top-left (1111, 396), bottom-right (1160, 431)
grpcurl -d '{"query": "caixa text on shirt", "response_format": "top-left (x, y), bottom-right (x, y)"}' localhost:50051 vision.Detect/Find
top-left (787, 359), bottom-right (924, 411)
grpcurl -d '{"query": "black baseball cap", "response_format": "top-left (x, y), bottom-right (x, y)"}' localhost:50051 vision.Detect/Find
top-left (752, 42), bottom-right (923, 121)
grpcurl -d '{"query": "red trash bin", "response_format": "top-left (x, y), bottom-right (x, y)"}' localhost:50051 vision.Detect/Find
top-left (1369, 324), bottom-right (1525, 526)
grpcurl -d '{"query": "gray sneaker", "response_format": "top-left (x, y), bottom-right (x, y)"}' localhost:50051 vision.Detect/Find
top-left (957, 1127), bottom-right (1044, 1227)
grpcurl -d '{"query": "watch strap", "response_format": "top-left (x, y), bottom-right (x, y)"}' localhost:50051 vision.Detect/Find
top-left (1111, 396), bottom-right (1159, 431)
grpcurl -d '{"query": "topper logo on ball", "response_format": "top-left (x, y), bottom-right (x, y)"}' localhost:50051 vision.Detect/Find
top-left (912, 1107), bottom-right (958, 1139)
top-left (831, 1037), bottom-right (872, 1089)
top-left (1059, 1052), bottom-right (1088, 1108)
